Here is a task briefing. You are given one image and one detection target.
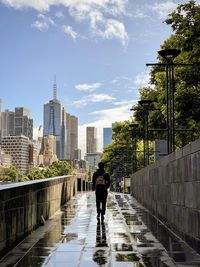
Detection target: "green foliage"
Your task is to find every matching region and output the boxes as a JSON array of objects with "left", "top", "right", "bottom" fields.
[
  {"left": 0, "top": 160, "right": 73, "bottom": 182},
  {"left": 47, "top": 160, "right": 73, "bottom": 176},
  {"left": 138, "top": 0, "right": 200, "bottom": 148},
  {"left": 101, "top": 121, "right": 146, "bottom": 178},
  {"left": 2, "top": 167, "right": 20, "bottom": 182},
  {"left": 26, "top": 160, "right": 73, "bottom": 179},
  {"left": 26, "top": 168, "right": 45, "bottom": 180},
  {"left": 102, "top": 1, "right": 200, "bottom": 177},
  {"left": 43, "top": 167, "right": 59, "bottom": 178},
  {"left": 19, "top": 175, "right": 30, "bottom": 182}
]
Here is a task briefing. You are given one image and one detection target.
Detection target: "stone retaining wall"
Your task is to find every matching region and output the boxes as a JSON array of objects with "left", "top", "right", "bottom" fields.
[
  {"left": 0, "top": 175, "right": 77, "bottom": 258},
  {"left": 131, "top": 139, "right": 200, "bottom": 253}
]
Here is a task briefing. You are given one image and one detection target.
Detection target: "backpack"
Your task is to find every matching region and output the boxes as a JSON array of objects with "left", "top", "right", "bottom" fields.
[{"left": 95, "top": 172, "right": 106, "bottom": 190}]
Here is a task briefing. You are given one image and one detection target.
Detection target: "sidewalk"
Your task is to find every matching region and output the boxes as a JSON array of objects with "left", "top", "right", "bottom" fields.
[{"left": 1, "top": 192, "right": 198, "bottom": 267}]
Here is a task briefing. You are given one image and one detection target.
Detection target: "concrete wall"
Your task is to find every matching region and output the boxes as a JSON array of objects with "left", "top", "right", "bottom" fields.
[
  {"left": 131, "top": 139, "right": 200, "bottom": 253},
  {"left": 0, "top": 175, "right": 77, "bottom": 258}
]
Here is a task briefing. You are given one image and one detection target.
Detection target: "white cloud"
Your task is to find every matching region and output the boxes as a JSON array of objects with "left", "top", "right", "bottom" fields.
[
  {"left": 112, "top": 100, "right": 135, "bottom": 106},
  {"left": 62, "top": 25, "right": 78, "bottom": 40},
  {"left": 133, "top": 9, "right": 148, "bottom": 18},
  {"left": 73, "top": 93, "right": 115, "bottom": 107},
  {"left": 152, "top": 1, "right": 177, "bottom": 19},
  {"left": 2, "top": 0, "right": 129, "bottom": 46},
  {"left": 31, "top": 14, "right": 55, "bottom": 31},
  {"left": 99, "top": 19, "right": 129, "bottom": 46},
  {"left": 75, "top": 82, "right": 103, "bottom": 92},
  {"left": 133, "top": 71, "right": 150, "bottom": 88},
  {"left": 1, "top": 0, "right": 128, "bottom": 15}
]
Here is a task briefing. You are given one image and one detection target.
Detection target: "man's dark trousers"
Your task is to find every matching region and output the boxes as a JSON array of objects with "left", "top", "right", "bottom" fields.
[{"left": 96, "top": 190, "right": 108, "bottom": 215}]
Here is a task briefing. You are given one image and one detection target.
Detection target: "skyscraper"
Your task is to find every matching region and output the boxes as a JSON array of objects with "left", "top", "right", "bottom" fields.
[
  {"left": 1, "top": 135, "right": 29, "bottom": 174},
  {"left": 43, "top": 80, "right": 79, "bottom": 161},
  {"left": 74, "top": 149, "right": 81, "bottom": 160},
  {"left": 103, "top": 127, "right": 112, "bottom": 148},
  {"left": 1, "top": 108, "right": 33, "bottom": 139},
  {"left": 70, "top": 115, "right": 78, "bottom": 160},
  {"left": 43, "top": 81, "right": 67, "bottom": 160},
  {"left": 86, "top": 127, "right": 97, "bottom": 154},
  {"left": 1, "top": 109, "right": 15, "bottom": 137},
  {"left": 15, "top": 107, "right": 33, "bottom": 139}
]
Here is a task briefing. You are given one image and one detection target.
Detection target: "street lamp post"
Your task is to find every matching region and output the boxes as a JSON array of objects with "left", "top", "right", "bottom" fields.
[
  {"left": 138, "top": 100, "right": 153, "bottom": 166},
  {"left": 158, "top": 49, "right": 181, "bottom": 153},
  {"left": 129, "top": 123, "right": 138, "bottom": 173}
]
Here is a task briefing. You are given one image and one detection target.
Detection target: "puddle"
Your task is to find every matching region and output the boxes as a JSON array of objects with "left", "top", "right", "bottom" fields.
[
  {"left": 115, "top": 253, "right": 140, "bottom": 262},
  {"left": 1, "top": 192, "right": 200, "bottom": 267},
  {"left": 93, "top": 249, "right": 108, "bottom": 265},
  {"left": 129, "top": 199, "right": 200, "bottom": 266},
  {"left": 112, "top": 243, "right": 133, "bottom": 251}
]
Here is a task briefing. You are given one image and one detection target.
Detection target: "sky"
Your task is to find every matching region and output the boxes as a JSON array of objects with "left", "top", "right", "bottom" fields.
[{"left": 0, "top": 0, "right": 198, "bottom": 156}]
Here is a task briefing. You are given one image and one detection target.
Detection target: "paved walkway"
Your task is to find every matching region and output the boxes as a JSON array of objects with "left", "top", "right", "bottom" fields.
[{"left": 1, "top": 192, "right": 200, "bottom": 267}]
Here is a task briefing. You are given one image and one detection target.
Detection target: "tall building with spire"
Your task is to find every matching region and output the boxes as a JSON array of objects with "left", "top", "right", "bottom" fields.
[
  {"left": 43, "top": 80, "right": 67, "bottom": 159},
  {"left": 43, "top": 79, "right": 79, "bottom": 161}
]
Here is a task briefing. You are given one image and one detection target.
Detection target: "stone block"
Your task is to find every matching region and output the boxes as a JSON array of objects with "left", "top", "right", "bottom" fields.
[
  {"left": 173, "top": 205, "right": 183, "bottom": 232},
  {"left": 187, "top": 209, "right": 199, "bottom": 237},
  {"left": 167, "top": 204, "right": 175, "bottom": 226},
  {"left": 184, "top": 182, "right": 197, "bottom": 209},
  {"left": 191, "top": 153, "right": 198, "bottom": 181},
  {"left": 175, "top": 147, "right": 183, "bottom": 160},
  {"left": 167, "top": 151, "right": 176, "bottom": 163},
  {"left": 175, "top": 158, "right": 185, "bottom": 182},
  {"left": 197, "top": 212, "right": 200, "bottom": 238},
  {"left": 182, "top": 143, "right": 192, "bottom": 157},
  {"left": 194, "top": 181, "right": 200, "bottom": 209},
  {"left": 191, "top": 139, "right": 200, "bottom": 154},
  {"left": 0, "top": 212, "right": 6, "bottom": 243}
]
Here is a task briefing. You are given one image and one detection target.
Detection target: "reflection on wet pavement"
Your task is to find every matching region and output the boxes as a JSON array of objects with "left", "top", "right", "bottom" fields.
[{"left": 1, "top": 192, "right": 200, "bottom": 266}]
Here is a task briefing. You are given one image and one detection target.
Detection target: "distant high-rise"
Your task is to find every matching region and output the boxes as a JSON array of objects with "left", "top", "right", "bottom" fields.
[
  {"left": 74, "top": 149, "right": 81, "bottom": 160},
  {"left": 86, "top": 127, "right": 97, "bottom": 154},
  {"left": 70, "top": 115, "right": 78, "bottom": 160},
  {"left": 64, "top": 113, "right": 78, "bottom": 160},
  {"left": 103, "top": 128, "right": 112, "bottom": 148},
  {"left": 1, "top": 109, "right": 15, "bottom": 137},
  {"left": 1, "top": 107, "right": 33, "bottom": 139},
  {"left": 65, "top": 113, "right": 71, "bottom": 160},
  {"left": 15, "top": 107, "right": 33, "bottom": 139},
  {"left": 43, "top": 81, "right": 67, "bottom": 160},
  {"left": 1, "top": 135, "right": 29, "bottom": 174}
]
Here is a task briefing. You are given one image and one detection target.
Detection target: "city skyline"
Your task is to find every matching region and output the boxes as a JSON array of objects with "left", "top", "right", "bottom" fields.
[{"left": 1, "top": 0, "right": 198, "bottom": 155}]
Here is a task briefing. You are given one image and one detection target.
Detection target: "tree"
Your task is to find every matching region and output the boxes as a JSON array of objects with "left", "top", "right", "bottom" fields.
[
  {"left": 102, "top": 1, "right": 200, "bottom": 174},
  {"left": 26, "top": 168, "right": 45, "bottom": 180},
  {"left": 2, "top": 167, "right": 20, "bottom": 182},
  {"left": 48, "top": 160, "right": 73, "bottom": 176},
  {"left": 137, "top": 0, "right": 200, "bottom": 148},
  {"left": 101, "top": 121, "right": 145, "bottom": 177}
]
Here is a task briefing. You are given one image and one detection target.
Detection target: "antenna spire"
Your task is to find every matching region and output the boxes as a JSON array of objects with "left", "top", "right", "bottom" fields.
[{"left": 53, "top": 76, "right": 57, "bottom": 100}]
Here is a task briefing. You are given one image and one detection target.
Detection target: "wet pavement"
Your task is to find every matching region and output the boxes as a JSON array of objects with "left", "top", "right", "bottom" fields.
[{"left": 1, "top": 192, "right": 200, "bottom": 267}]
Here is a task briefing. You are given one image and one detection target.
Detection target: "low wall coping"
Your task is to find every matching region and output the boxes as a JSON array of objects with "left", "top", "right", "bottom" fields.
[{"left": 0, "top": 175, "right": 72, "bottom": 191}]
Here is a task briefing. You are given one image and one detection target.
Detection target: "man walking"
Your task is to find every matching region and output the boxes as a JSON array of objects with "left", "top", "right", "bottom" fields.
[{"left": 92, "top": 162, "right": 110, "bottom": 220}]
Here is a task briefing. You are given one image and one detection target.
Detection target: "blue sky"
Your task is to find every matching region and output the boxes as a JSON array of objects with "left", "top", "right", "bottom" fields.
[{"left": 0, "top": 0, "right": 197, "bottom": 155}]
